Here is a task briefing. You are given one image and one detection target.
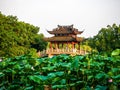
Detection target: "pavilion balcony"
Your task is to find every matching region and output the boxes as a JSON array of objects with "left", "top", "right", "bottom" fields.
[{"left": 40, "top": 48, "right": 87, "bottom": 57}]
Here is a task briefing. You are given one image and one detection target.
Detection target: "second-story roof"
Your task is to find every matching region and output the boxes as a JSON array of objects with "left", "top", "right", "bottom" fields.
[{"left": 47, "top": 24, "right": 83, "bottom": 35}]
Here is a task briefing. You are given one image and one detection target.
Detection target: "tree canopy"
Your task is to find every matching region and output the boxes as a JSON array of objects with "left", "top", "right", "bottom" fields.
[
  {"left": 0, "top": 12, "right": 47, "bottom": 57},
  {"left": 31, "top": 34, "right": 47, "bottom": 52},
  {"left": 87, "top": 24, "right": 120, "bottom": 54}
]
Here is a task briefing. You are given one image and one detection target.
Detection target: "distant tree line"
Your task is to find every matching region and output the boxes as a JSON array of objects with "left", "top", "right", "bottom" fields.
[
  {"left": 0, "top": 12, "right": 47, "bottom": 57},
  {"left": 85, "top": 24, "right": 120, "bottom": 55}
]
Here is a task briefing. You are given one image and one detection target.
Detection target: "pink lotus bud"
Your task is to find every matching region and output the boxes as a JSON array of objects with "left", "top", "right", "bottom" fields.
[{"left": 108, "top": 79, "right": 113, "bottom": 82}]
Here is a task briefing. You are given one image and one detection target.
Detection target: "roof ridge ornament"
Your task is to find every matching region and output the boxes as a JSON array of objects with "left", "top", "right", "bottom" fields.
[{"left": 47, "top": 25, "right": 83, "bottom": 35}]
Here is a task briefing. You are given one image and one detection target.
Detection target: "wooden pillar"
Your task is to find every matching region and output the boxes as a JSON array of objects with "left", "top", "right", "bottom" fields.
[
  {"left": 55, "top": 42, "right": 59, "bottom": 52},
  {"left": 49, "top": 42, "right": 52, "bottom": 49},
  {"left": 53, "top": 42, "right": 55, "bottom": 49},
  {"left": 74, "top": 43, "right": 76, "bottom": 49},
  {"left": 55, "top": 42, "right": 58, "bottom": 49},
  {"left": 60, "top": 42, "right": 62, "bottom": 52},
  {"left": 72, "top": 42, "right": 74, "bottom": 49},
  {"left": 66, "top": 42, "right": 69, "bottom": 52},
  {"left": 78, "top": 42, "right": 81, "bottom": 54},
  {"left": 78, "top": 42, "right": 80, "bottom": 50},
  {"left": 48, "top": 42, "right": 53, "bottom": 57},
  {"left": 62, "top": 42, "right": 64, "bottom": 48},
  {"left": 57, "top": 43, "right": 59, "bottom": 49}
]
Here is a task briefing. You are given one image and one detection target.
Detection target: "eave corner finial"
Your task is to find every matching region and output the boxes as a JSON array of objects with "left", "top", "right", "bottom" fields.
[
  {"left": 58, "top": 25, "right": 60, "bottom": 27},
  {"left": 70, "top": 24, "right": 74, "bottom": 28}
]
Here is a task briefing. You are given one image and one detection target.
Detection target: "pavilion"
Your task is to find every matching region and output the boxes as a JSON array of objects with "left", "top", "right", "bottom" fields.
[{"left": 43, "top": 25, "right": 86, "bottom": 57}]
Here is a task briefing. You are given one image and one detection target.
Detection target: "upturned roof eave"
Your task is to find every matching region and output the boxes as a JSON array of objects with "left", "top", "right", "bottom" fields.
[
  {"left": 44, "top": 36, "right": 84, "bottom": 42},
  {"left": 47, "top": 30, "right": 84, "bottom": 35},
  {"left": 47, "top": 31, "right": 70, "bottom": 34}
]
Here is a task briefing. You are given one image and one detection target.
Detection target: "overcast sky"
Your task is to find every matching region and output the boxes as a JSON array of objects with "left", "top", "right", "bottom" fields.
[{"left": 0, "top": 0, "right": 120, "bottom": 38}]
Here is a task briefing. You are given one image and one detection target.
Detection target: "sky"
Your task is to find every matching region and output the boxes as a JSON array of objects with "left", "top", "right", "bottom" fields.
[{"left": 0, "top": 0, "right": 120, "bottom": 38}]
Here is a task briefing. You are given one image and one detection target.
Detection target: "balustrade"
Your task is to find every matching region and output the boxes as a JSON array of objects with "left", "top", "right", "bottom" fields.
[
  {"left": 46, "top": 48, "right": 86, "bottom": 55},
  {"left": 40, "top": 48, "right": 86, "bottom": 57}
]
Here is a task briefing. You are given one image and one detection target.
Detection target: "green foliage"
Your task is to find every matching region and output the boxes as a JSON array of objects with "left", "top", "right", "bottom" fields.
[
  {"left": 87, "top": 24, "right": 120, "bottom": 54},
  {"left": 0, "top": 49, "right": 120, "bottom": 89},
  {"left": 0, "top": 12, "right": 47, "bottom": 57},
  {"left": 31, "top": 34, "right": 47, "bottom": 51},
  {"left": 111, "top": 49, "right": 120, "bottom": 56}
]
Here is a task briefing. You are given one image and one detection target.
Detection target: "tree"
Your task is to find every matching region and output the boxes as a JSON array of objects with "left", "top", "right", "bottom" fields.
[
  {"left": 87, "top": 24, "right": 120, "bottom": 54},
  {"left": 31, "top": 34, "right": 47, "bottom": 51},
  {"left": 0, "top": 12, "right": 47, "bottom": 57}
]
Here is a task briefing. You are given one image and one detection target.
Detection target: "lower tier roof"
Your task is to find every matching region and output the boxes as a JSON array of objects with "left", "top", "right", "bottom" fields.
[{"left": 44, "top": 36, "right": 83, "bottom": 42}]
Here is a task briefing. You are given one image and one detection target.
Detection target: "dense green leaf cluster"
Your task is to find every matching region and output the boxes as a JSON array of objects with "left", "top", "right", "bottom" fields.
[
  {"left": 31, "top": 34, "right": 47, "bottom": 52},
  {"left": 0, "top": 12, "right": 47, "bottom": 57},
  {"left": 87, "top": 24, "right": 120, "bottom": 54},
  {"left": 0, "top": 49, "right": 120, "bottom": 90}
]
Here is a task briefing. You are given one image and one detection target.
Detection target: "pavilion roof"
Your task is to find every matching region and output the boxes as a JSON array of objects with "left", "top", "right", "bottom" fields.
[
  {"left": 44, "top": 36, "right": 83, "bottom": 42},
  {"left": 47, "top": 25, "right": 83, "bottom": 35}
]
